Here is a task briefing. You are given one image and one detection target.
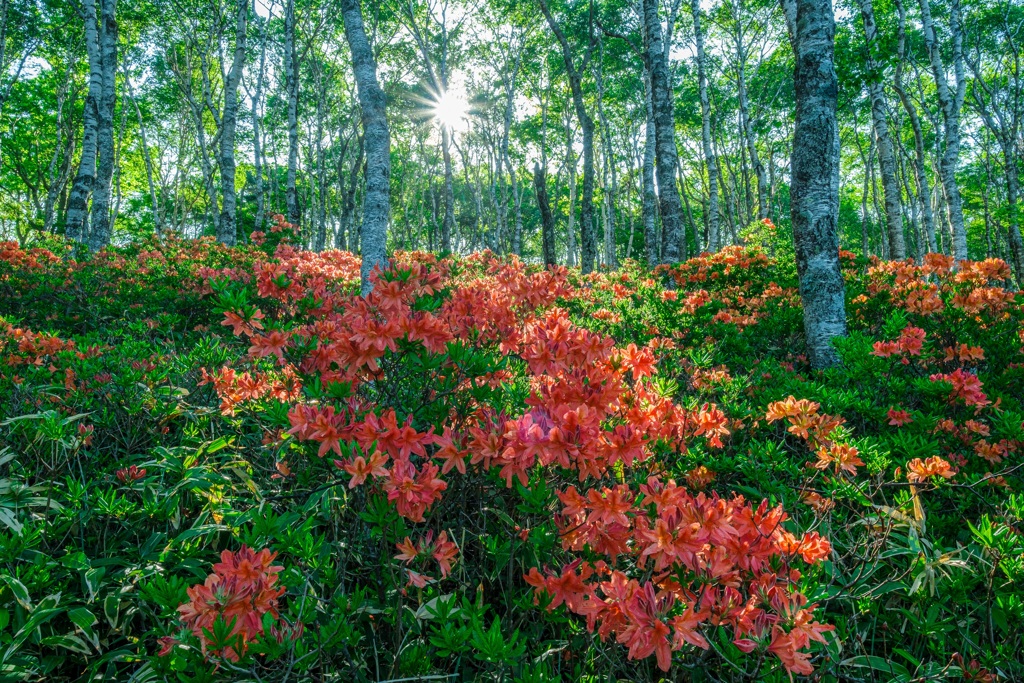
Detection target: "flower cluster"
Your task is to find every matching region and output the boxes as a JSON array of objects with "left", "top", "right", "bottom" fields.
[
  {"left": 165, "top": 547, "right": 299, "bottom": 662},
  {"left": 526, "top": 477, "right": 834, "bottom": 674}
]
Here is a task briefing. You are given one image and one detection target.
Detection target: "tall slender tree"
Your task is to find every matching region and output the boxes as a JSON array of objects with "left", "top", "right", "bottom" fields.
[
  {"left": 918, "top": 0, "right": 968, "bottom": 262},
  {"left": 858, "top": 0, "right": 904, "bottom": 260},
  {"left": 539, "top": 0, "right": 597, "bottom": 273},
  {"left": 642, "top": 0, "right": 685, "bottom": 264},
  {"left": 788, "top": 0, "right": 847, "bottom": 368},
  {"left": 341, "top": 0, "right": 390, "bottom": 294},
  {"left": 216, "top": 0, "right": 248, "bottom": 246}
]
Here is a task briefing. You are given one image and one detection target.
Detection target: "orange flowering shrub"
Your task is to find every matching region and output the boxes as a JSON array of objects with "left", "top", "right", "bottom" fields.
[
  {"left": 2, "top": 236, "right": 1021, "bottom": 681},
  {"left": 164, "top": 547, "right": 300, "bottom": 662}
]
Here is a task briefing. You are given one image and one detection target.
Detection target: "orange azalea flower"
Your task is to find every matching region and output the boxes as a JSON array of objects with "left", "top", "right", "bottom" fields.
[
  {"left": 174, "top": 547, "right": 297, "bottom": 662},
  {"left": 339, "top": 452, "right": 389, "bottom": 488},
  {"left": 684, "top": 465, "right": 715, "bottom": 490},
  {"left": 887, "top": 408, "right": 913, "bottom": 427},
  {"left": 248, "top": 330, "right": 291, "bottom": 362},
  {"left": 221, "top": 309, "right": 264, "bottom": 337},
  {"left": 814, "top": 443, "right": 864, "bottom": 475},
  {"left": 930, "top": 368, "right": 990, "bottom": 407},
  {"left": 906, "top": 456, "right": 956, "bottom": 483},
  {"left": 801, "top": 491, "right": 835, "bottom": 514}
]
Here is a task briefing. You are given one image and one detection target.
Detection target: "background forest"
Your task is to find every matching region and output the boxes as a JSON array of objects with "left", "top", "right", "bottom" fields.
[{"left": 1, "top": 0, "right": 1023, "bottom": 275}]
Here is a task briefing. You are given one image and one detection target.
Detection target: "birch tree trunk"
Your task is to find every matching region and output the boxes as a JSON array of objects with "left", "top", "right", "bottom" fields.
[
  {"left": 342, "top": 0, "right": 390, "bottom": 294},
  {"left": 691, "top": 0, "right": 720, "bottom": 252},
  {"left": 539, "top": 0, "right": 597, "bottom": 273},
  {"left": 789, "top": 0, "right": 847, "bottom": 368},
  {"left": 86, "top": 0, "right": 117, "bottom": 252},
  {"left": 215, "top": 0, "right": 248, "bottom": 246},
  {"left": 858, "top": 0, "right": 904, "bottom": 259},
  {"left": 535, "top": 163, "right": 556, "bottom": 265},
  {"left": 594, "top": 41, "right": 616, "bottom": 267},
  {"left": 969, "top": 57, "right": 1024, "bottom": 282},
  {"left": 732, "top": 0, "right": 769, "bottom": 222},
  {"left": 285, "top": 0, "right": 300, "bottom": 226},
  {"left": 642, "top": 0, "right": 685, "bottom": 264},
  {"left": 642, "top": 63, "right": 658, "bottom": 265},
  {"left": 918, "top": 0, "right": 967, "bottom": 262},
  {"left": 441, "top": 126, "right": 454, "bottom": 252},
  {"left": 565, "top": 120, "right": 578, "bottom": 267},
  {"left": 894, "top": 0, "right": 937, "bottom": 253},
  {"left": 251, "top": 9, "right": 270, "bottom": 234},
  {"left": 65, "top": 0, "right": 103, "bottom": 243}
]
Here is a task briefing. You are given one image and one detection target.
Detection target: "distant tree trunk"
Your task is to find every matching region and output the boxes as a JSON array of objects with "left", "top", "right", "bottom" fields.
[
  {"left": 969, "top": 61, "right": 1024, "bottom": 282},
  {"left": 857, "top": 131, "right": 871, "bottom": 259},
  {"left": 858, "top": 0, "right": 904, "bottom": 260},
  {"left": 789, "top": 0, "right": 847, "bottom": 368},
  {"left": 918, "top": 0, "right": 967, "bottom": 262},
  {"left": 125, "top": 77, "right": 160, "bottom": 235},
  {"left": 44, "top": 70, "right": 77, "bottom": 235},
  {"left": 285, "top": 0, "right": 300, "bottom": 226},
  {"left": 594, "top": 41, "right": 616, "bottom": 268},
  {"left": 642, "top": 0, "right": 684, "bottom": 265},
  {"left": 342, "top": 0, "right": 390, "bottom": 295},
  {"left": 339, "top": 133, "right": 364, "bottom": 250},
  {"left": 440, "top": 126, "right": 454, "bottom": 252},
  {"left": 508, "top": 155, "right": 523, "bottom": 256},
  {"left": 641, "top": 63, "right": 658, "bottom": 266},
  {"left": 314, "top": 69, "right": 328, "bottom": 252},
  {"left": 215, "top": 0, "right": 248, "bottom": 246},
  {"left": 86, "top": 0, "right": 117, "bottom": 252},
  {"left": 535, "top": 163, "right": 556, "bottom": 265},
  {"left": 894, "top": 0, "right": 937, "bottom": 253},
  {"left": 539, "top": 0, "right": 596, "bottom": 273},
  {"left": 565, "top": 121, "right": 578, "bottom": 267},
  {"left": 251, "top": 7, "right": 271, "bottom": 235},
  {"left": 66, "top": 0, "right": 103, "bottom": 243},
  {"left": 691, "top": 0, "right": 720, "bottom": 252},
  {"left": 732, "top": 0, "right": 768, "bottom": 222}
]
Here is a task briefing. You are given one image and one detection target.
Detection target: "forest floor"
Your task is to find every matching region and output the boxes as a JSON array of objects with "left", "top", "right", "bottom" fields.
[{"left": 0, "top": 226, "right": 1022, "bottom": 682}]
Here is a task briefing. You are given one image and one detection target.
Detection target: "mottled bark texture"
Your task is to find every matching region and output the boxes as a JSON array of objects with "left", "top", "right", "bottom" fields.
[
  {"left": 790, "top": 0, "right": 847, "bottom": 368},
  {"left": 894, "top": 0, "right": 936, "bottom": 254},
  {"left": 341, "top": 0, "right": 390, "bottom": 295},
  {"left": 641, "top": 64, "right": 658, "bottom": 265},
  {"left": 539, "top": 0, "right": 596, "bottom": 273},
  {"left": 86, "top": 0, "right": 117, "bottom": 252},
  {"left": 642, "top": 0, "right": 684, "bottom": 264},
  {"left": 918, "top": 0, "right": 967, "bottom": 262},
  {"left": 535, "top": 163, "right": 557, "bottom": 266},
  {"left": 285, "top": 0, "right": 300, "bottom": 227},
  {"left": 65, "top": 0, "right": 102, "bottom": 243},
  {"left": 858, "top": 0, "right": 904, "bottom": 260},
  {"left": 216, "top": 0, "right": 248, "bottom": 246},
  {"left": 691, "top": 0, "right": 719, "bottom": 253}
]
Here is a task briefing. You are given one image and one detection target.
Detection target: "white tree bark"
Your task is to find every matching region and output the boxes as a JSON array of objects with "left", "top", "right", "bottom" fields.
[
  {"left": 691, "top": 0, "right": 719, "bottom": 252},
  {"left": 342, "top": 0, "right": 390, "bottom": 294},
  {"left": 858, "top": 0, "right": 904, "bottom": 259},
  {"left": 642, "top": 0, "right": 685, "bottom": 264},
  {"left": 918, "top": 0, "right": 967, "bottom": 262},
  {"left": 789, "top": 0, "right": 847, "bottom": 368},
  {"left": 216, "top": 0, "right": 248, "bottom": 246},
  {"left": 65, "top": 0, "right": 103, "bottom": 243}
]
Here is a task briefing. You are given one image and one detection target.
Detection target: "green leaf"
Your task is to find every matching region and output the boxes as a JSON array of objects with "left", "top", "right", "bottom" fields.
[
  {"left": 40, "top": 634, "right": 92, "bottom": 655},
  {"left": 842, "top": 655, "right": 910, "bottom": 678},
  {"left": 1, "top": 576, "right": 31, "bottom": 610}
]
